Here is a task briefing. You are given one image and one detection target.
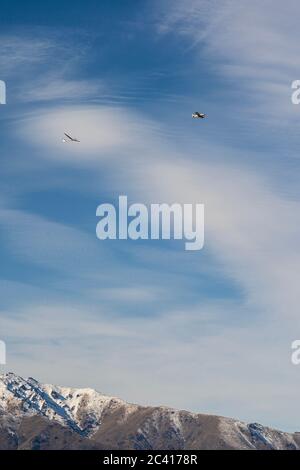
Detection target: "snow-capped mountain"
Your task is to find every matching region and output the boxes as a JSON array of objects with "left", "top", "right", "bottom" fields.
[
  {"left": 0, "top": 372, "right": 136, "bottom": 437},
  {"left": 0, "top": 372, "right": 299, "bottom": 450}
]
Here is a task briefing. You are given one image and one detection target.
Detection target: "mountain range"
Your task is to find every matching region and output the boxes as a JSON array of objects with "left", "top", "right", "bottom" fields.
[{"left": 0, "top": 372, "right": 298, "bottom": 450}]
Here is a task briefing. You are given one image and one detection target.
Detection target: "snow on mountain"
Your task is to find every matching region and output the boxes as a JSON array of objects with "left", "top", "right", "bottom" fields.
[
  {"left": 0, "top": 372, "right": 299, "bottom": 450},
  {"left": 0, "top": 372, "right": 136, "bottom": 436}
]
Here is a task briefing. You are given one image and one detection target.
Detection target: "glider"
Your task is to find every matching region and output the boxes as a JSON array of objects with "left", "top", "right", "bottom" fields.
[
  {"left": 62, "top": 132, "right": 80, "bottom": 143},
  {"left": 192, "top": 112, "right": 206, "bottom": 119}
]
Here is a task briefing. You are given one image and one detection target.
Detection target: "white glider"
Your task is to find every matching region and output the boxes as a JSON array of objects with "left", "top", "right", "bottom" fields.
[{"left": 62, "top": 132, "right": 80, "bottom": 143}]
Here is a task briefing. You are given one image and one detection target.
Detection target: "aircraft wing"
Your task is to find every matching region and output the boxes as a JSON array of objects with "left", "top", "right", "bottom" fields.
[{"left": 64, "top": 133, "right": 80, "bottom": 142}]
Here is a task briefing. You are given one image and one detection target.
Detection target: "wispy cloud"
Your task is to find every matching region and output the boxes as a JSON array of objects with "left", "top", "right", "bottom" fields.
[
  {"left": 19, "top": 78, "right": 105, "bottom": 103},
  {"left": 2, "top": 298, "right": 299, "bottom": 431},
  {"left": 17, "top": 104, "right": 164, "bottom": 164},
  {"left": 157, "top": 0, "right": 300, "bottom": 125},
  {"left": 0, "top": 35, "right": 61, "bottom": 75},
  {"left": 0, "top": 32, "right": 102, "bottom": 105},
  {"left": 2, "top": 10, "right": 300, "bottom": 431}
]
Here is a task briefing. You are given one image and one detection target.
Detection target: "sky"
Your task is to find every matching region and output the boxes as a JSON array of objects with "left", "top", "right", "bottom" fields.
[{"left": 1, "top": 0, "right": 300, "bottom": 431}]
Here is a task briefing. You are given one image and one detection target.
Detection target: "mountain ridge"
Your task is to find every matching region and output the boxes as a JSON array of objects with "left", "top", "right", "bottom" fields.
[{"left": 0, "top": 372, "right": 299, "bottom": 450}]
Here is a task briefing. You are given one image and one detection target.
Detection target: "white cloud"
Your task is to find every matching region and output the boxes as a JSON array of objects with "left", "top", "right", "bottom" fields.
[
  {"left": 141, "top": 156, "right": 300, "bottom": 320},
  {"left": 18, "top": 105, "right": 163, "bottom": 164}
]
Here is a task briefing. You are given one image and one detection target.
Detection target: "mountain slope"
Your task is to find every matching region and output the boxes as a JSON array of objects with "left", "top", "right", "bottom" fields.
[{"left": 0, "top": 372, "right": 299, "bottom": 450}]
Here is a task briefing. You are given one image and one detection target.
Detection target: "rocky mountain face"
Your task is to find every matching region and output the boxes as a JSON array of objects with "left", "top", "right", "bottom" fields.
[{"left": 0, "top": 372, "right": 299, "bottom": 450}]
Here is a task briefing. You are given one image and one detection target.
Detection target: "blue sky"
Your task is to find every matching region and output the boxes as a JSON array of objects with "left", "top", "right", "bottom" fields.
[{"left": 1, "top": 0, "right": 300, "bottom": 431}]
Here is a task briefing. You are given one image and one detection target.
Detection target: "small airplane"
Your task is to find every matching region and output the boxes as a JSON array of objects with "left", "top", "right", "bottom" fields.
[
  {"left": 192, "top": 112, "right": 206, "bottom": 119},
  {"left": 62, "top": 132, "right": 80, "bottom": 143}
]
